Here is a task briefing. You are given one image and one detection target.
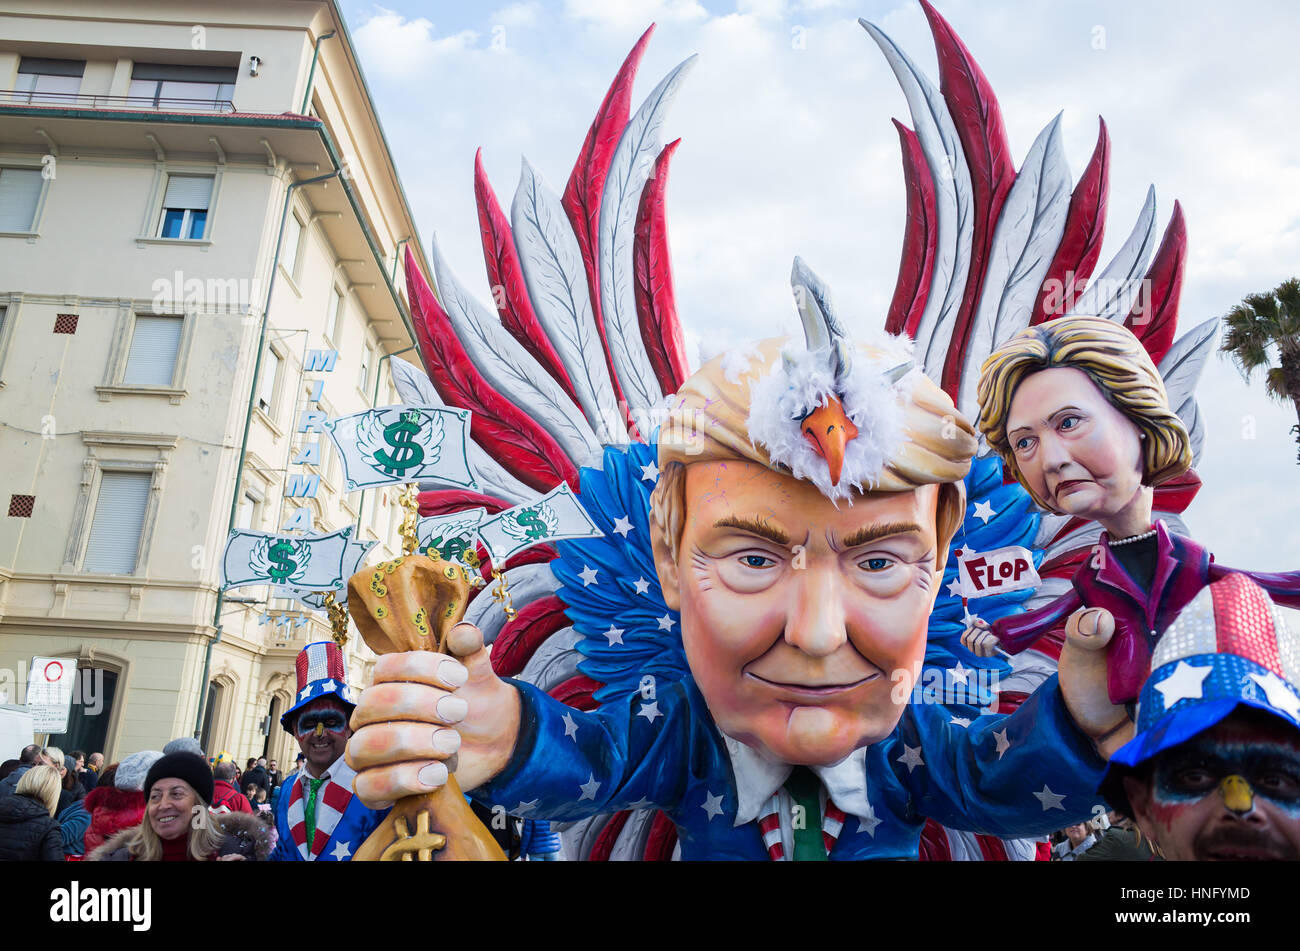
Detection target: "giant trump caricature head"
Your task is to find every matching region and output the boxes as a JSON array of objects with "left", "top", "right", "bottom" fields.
[{"left": 648, "top": 260, "right": 978, "bottom": 766}]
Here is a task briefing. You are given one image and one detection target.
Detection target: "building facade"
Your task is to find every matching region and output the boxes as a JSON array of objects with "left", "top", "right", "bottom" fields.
[{"left": 0, "top": 0, "right": 432, "bottom": 768}]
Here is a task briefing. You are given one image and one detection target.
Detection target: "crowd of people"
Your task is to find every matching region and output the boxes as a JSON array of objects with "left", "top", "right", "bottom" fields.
[{"left": 0, "top": 738, "right": 303, "bottom": 861}]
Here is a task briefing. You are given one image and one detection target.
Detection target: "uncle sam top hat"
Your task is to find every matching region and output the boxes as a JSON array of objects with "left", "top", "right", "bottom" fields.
[
  {"left": 1101, "top": 573, "right": 1300, "bottom": 812},
  {"left": 280, "top": 640, "right": 357, "bottom": 732}
]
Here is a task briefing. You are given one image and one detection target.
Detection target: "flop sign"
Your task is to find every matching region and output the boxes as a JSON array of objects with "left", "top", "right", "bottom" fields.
[{"left": 956, "top": 546, "right": 1040, "bottom": 599}]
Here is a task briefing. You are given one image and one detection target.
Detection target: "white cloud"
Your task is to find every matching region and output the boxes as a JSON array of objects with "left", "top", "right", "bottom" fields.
[
  {"left": 562, "top": 0, "right": 708, "bottom": 28},
  {"left": 352, "top": 8, "right": 477, "bottom": 80},
  {"left": 491, "top": 2, "right": 542, "bottom": 27}
]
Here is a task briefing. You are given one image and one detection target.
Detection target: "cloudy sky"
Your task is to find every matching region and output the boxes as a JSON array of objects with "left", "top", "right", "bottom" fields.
[{"left": 336, "top": 0, "right": 1300, "bottom": 569}]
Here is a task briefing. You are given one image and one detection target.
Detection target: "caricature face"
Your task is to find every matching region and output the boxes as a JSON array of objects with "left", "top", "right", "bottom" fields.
[
  {"left": 293, "top": 696, "right": 352, "bottom": 776},
  {"left": 1005, "top": 367, "right": 1146, "bottom": 520},
  {"left": 1124, "top": 709, "right": 1300, "bottom": 860},
  {"left": 654, "top": 461, "right": 943, "bottom": 766}
]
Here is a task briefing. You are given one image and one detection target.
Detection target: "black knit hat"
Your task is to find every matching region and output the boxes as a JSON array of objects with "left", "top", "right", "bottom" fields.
[{"left": 144, "top": 751, "right": 214, "bottom": 806}]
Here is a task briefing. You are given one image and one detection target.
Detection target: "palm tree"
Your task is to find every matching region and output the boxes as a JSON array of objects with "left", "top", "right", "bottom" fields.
[{"left": 1221, "top": 277, "right": 1300, "bottom": 462}]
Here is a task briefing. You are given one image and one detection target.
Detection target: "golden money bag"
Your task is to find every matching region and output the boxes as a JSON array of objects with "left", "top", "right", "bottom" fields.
[{"left": 348, "top": 555, "right": 506, "bottom": 861}]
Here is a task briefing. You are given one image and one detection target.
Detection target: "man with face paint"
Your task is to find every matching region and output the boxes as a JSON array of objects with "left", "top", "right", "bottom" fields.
[
  {"left": 270, "top": 641, "right": 389, "bottom": 861},
  {"left": 1101, "top": 574, "right": 1300, "bottom": 860}
]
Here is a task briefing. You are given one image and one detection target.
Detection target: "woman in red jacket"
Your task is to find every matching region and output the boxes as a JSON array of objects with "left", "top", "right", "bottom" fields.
[{"left": 81, "top": 750, "right": 160, "bottom": 853}]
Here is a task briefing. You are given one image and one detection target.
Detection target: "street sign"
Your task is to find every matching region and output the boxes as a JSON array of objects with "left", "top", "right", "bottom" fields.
[{"left": 27, "top": 657, "right": 78, "bottom": 734}]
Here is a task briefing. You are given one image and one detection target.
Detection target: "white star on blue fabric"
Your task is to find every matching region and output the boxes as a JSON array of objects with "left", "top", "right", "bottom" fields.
[
  {"left": 321, "top": 679, "right": 338, "bottom": 694},
  {"left": 972, "top": 500, "right": 996, "bottom": 524},
  {"left": 298, "top": 686, "right": 312, "bottom": 701},
  {"left": 897, "top": 744, "right": 924, "bottom": 773},
  {"left": 612, "top": 516, "right": 634, "bottom": 537},
  {"left": 657, "top": 614, "right": 675, "bottom": 631},
  {"left": 856, "top": 805, "right": 881, "bottom": 837},
  {"left": 579, "top": 565, "right": 599, "bottom": 587},
  {"left": 1153, "top": 661, "right": 1212, "bottom": 706},
  {"left": 578, "top": 774, "right": 601, "bottom": 801},
  {"left": 1034, "top": 785, "right": 1066, "bottom": 810},
  {"left": 637, "top": 701, "right": 662, "bottom": 724},
  {"left": 993, "top": 728, "right": 1010, "bottom": 760},
  {"left": 627, "top": 797, "right": 653, "bottom": 811},
  {"left": 640, "top": 461, "right": 660, "bottom": 483},
  {"left": 950, "top": 716, "right": 971, "bottom": 727},
  {"left": 947, "top": 578, "right": 963, "bottom": 597},
  {"left": 633, "top": 577, "right": 651, "bottom": 595},
  {"left": 330, "top": 840, "right": 351, "bottom": 860},
  {"left": 701, "top": 790, "right": 724, "bottom": 820},
  {"left": 562, "top": 712, "right": 579, "bottom": 740},
  {"left": 603, "top": 625, "right": 624, "bottom": 646},
  {"left": 1249, "top": 671, "right": 1300, "bottom": 719},
  {"left": 514, "top": 799, "right": 539, "bottom": 815},
  {"left": 950, "top": 662, "right": 970, "bottom": 686}
]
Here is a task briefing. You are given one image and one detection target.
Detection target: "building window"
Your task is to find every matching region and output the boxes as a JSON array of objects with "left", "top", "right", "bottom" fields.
[
  {"left": 46, "top": 667, "right": 118, "bottom": 762},
  {"left": 82, "top": 471, "right": 153, "bottom": 575},
  {"left": 257, "top": 348, "right": 282, "bottom": 417},
  {"left": 235, "top": 491, "right": 261, "bottom": 531},
  {"left": 358, "top": 344, "right": 372, "bottom": 394},
  {"left": 122, "top": 315, "right": 184, "bottom": 386},
  {"left": 12, "top": 57, "right": 84, "bottom": 104},
  {"left": 129, "top": 63, "right": 236, "bottom": 111},
  {"left": 326, "top": 287, "right": 343, "bottom": 343},
  {"left": 281, "top": 212, "right": 304, "bottom": 281},
  {"left": 0, "top": 167, "right": 43, "bottom": 233},
  {"left": 156, "top": 175, "right": 212, "bottom": 240}
]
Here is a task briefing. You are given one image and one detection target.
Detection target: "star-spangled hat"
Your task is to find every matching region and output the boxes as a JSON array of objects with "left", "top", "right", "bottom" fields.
[
  {"left": 280, "top": 640, "right": 357, "bottom": 732},
  {"left": 1101, "top": 574, "right": 1300, "bottom": 811}
]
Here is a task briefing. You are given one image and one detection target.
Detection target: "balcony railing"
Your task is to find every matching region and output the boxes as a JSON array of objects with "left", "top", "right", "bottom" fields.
[{"left": 0, "top": 89, "right": 235, "bottom": 113}]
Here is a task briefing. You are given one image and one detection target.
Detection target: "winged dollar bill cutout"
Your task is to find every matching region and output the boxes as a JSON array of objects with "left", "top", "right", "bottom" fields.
[
  {"left": 221, "top": 526, "right": 354, "bottom": 592},
  {"left": 324, "top": 405, "right": 476, "bottom": 492},
  {"left": 476, "top": 482, "right": 604, "bottom": 566},
  {"left": 418, "top": 508, "right": 487, "bottom": 565},
  {"left": 283, "top": 538, "right": 377, "bottom": 609}
]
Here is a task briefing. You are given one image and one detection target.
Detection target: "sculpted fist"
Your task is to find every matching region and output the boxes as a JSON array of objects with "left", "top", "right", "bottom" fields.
[
  {"left": 347, "top": 622, "right": 521, "bottom": 809},
  {"left": 960, "top": 617, "right": 999, "bottom": 658},
  {"left": 1058, "top": 606, "right": 1133, "bottom": 758}
]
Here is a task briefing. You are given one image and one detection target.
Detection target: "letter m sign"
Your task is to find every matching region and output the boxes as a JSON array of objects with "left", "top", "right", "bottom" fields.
[
  {"left": 285, "top": 474, "right": 320, "bottom": 499},
  {"left": 303, "top": 349, "right": 338, "bottom": 372}
]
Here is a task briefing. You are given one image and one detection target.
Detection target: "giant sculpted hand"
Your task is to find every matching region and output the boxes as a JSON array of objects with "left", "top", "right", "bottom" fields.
[
  {"left": 347, "top": 623, "right": 522, "bottom": 809},
  {"left": 1057, "top": 607, "right": 1134, "bottom": 759}
]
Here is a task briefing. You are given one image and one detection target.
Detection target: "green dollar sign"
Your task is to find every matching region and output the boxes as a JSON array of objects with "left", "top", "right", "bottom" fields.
[
  {"left": 372, "top": 412, "right": 425, "bottom": 476},
  {"left": 435, "top": 535, "right": 469, "bottom": 562},
  {"left": 267, "top": 540, "right": 297, "bottom": 582},
  {"left": 514, "top": 508, "right": 548, "bottom": 540}
]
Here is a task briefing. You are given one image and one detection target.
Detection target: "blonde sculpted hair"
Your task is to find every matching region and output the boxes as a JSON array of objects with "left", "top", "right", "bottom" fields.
[
  {"left": 652, "top": 337, "right": 975, "bottom": 561},
  {"left": 977, "top": 316, "right": 1190, "bottom": 509}
]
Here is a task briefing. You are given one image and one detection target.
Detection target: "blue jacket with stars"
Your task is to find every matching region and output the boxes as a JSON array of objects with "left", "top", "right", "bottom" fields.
[
  {"left": 472, "top": 674, "right": 1108, "bottom": 860},
  {"left": 269, "top": 767, "right": 389, "bottom": 862}
]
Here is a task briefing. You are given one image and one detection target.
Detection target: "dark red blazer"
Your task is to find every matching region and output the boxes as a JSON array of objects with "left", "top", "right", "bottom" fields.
[{"left": 993, "top": 520, "right": 1300, "bottom": 703}]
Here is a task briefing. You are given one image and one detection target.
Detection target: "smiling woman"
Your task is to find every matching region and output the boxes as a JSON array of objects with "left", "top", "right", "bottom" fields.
[{"left": 88, "top": 752, "right": 269, "bottom": 862}]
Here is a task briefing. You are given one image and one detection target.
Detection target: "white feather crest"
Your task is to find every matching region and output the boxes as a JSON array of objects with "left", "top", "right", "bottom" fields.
[
  {"left": 597, "top": 55, "right": 698, "bottom": 419},
  {"left": 748, "top": 335, "right": 916, "bottom": 503},
  {"left": 1068, "top": 186, "right": 1158, "bottom": 320},
  {"left": 429, "top": 234, "right": 604, "bottom": 467},
  {"left": 860, "top": 19, "right": 974, "bottom": 384},
  {"left": 1157, "top": 316, "right": 1218, "bottom": 468},
  {"left": 960, "top": 114, "right": 1073, "bottom": 418},
  {"left": 512, "top": 158, "right": 627, "bottom": 447}
]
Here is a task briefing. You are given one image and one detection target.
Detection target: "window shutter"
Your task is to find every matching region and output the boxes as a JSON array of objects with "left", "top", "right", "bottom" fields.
[
  {"left": 122, "top": 315, "right": 183, "bottom": 385},
  {"left": 162, "top": 175, "right": 213, "bottom": 210},
  {"left": 83, "top": 471, "right": 152, "bottom": 574},
  {"left": 0, "top": 168, "right": 42, "bottom": 231},
  {"left": 258, "top": 349, "right": 281, "bottom": 412}
]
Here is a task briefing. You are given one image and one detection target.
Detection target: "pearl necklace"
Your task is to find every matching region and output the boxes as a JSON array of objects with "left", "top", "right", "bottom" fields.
[{"left": 1109, "top": 527, "right": 1157, "bottom": 547}]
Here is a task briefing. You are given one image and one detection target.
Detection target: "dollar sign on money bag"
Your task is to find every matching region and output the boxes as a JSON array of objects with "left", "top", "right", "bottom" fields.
[
  {"left": 373, "top": 412, "right": 425, "bottom": 476},
  {"left": 267, "top": 540, "right": 297, "bottom": 582},
  {"left": 514, "top": 507, "right": 548, "bottom": 540}
]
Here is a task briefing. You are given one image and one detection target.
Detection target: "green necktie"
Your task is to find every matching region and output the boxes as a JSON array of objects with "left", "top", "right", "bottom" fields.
[
  {"left": 303, "top": 777, "right": 326, "bottom": 848},
  {"left": 785, "top": 766, "right": 827, "bottom": 862}
]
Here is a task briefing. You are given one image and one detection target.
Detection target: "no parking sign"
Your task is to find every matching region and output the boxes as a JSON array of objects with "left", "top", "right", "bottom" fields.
[{"left": 27, "top": 657, "right": 77, "bottom": 733}]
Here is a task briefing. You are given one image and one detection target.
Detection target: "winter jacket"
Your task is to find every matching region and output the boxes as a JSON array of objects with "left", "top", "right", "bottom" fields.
[
  {"left": 211, "top": 779, "right": 253, "bottom": 814},
  {"left": 82, "top": 785, "right": 144, "bottom": 854},
  {"left": 0, "top": 764, "right": 32, "bottom": 800},
  {"left": 89, "top": 811, "right": 274, "bottom": 861},
  {"left": 242, "top": 766, "right": 270, "bottom": 796},
  {"left": 0, "top": 793, "right": 63, "bottom": 860},
  {"left": 57, "top": 782, "right": 86, "bottom": 818},
  {"left": 58, "top": 798, "right": 92, "bottom": 856},
  {"left": 79, "top": 769, "right": 99, "bottom": 793}
]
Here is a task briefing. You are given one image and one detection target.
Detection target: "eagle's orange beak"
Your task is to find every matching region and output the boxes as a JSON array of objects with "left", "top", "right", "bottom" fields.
[{"left": 801, "top": 397, "right": 859, "bottom": 486}]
